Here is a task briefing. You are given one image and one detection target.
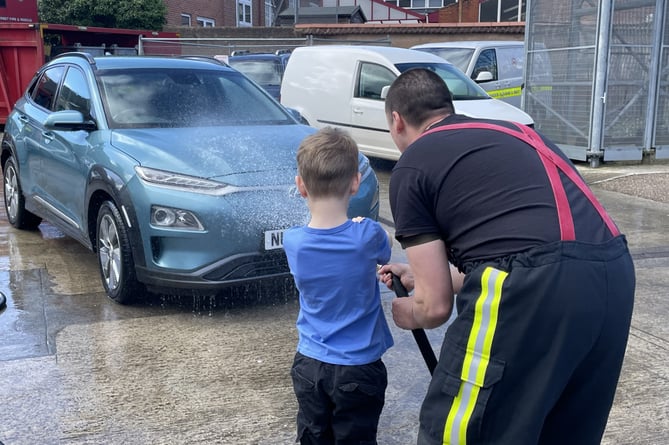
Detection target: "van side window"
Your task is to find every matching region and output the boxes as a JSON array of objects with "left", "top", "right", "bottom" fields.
[
  {"left": 31, "top": 66, "right": 66, "bottom": 111},
  {"left": 472, "top": 49, "right": 497, "bottom": 82},
  {"left": 356, "top": 63, "right": 396, "bottom": 100},
  {"left": 497, "top": 46, "right": 524, "bottom": 81}
]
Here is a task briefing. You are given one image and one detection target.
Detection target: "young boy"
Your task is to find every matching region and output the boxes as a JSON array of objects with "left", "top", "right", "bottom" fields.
[{"left": 283, "top": 127, "right": 393, "bottom": 445}]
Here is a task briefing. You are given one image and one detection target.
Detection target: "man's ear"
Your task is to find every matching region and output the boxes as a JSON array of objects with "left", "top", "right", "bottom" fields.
[
  {"left": 350, "top": 172, "right": 361, "bottom": 196},
  {"left": 295, "top": 176, "right": 308, "bottom": 198},
  {"left": 391, "top": 111, "right": 405, "bottom": 133}
]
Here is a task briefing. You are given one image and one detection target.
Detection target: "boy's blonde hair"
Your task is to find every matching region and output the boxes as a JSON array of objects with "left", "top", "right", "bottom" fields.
[{"left": 297, "top": 127, "right": 359, "bottom": 198}]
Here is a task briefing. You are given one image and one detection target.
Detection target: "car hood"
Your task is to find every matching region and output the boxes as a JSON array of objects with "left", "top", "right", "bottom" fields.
[
  {"left": 453, "top": 98, "right": 534, "bottom": 125},
  {"left": 110, "top": 125, "right": 315, "bottom": 186}
]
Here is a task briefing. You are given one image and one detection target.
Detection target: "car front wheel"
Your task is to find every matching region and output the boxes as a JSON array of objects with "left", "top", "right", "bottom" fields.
[
  {"left": 96, "top": 200, "right": 141, "bottom": 304},
  {"left": 3, "top": 156, "right": 42, "bottom": 230}
]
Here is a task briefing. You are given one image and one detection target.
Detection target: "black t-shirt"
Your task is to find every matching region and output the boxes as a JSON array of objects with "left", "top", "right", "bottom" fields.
[{"left": 389, "top": 114, "right": 613, "bottom": 271}]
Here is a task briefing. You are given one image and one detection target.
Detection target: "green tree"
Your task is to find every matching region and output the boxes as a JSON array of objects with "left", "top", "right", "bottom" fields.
[{"left": 39, "top": 0, "right": 166, "bottom": 30}]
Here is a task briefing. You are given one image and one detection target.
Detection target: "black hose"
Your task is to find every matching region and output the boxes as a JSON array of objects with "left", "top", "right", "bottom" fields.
[{"left": 391, "top": 274, "right": 438, "bottom": 375}]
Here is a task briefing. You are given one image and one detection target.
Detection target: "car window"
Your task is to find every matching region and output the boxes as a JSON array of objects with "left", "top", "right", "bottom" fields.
[
  {"left": 497, "top": 46, "right": 524, "bottom": 80},
  {"left": 473, "top": 49, "right": 498, "bottom": 81},
  {"left": 228, "top": 59, "right": 283, "bottom": 86},
  {"left": 55, "top": 67, "right": 93, "bottom": 119},
  {"left": 31, "top": 66, "right": 66, "bottom": 111},
  {"left": 414, "top": 48, "right": 475, "bottom": 73},
  {"left": 98, "top": 68, "right": 293, "bottom": 128},
  {"left": 356, "top": 62, "right": 396, "bottom": 100},
  {"left": 395, "top": 62, "right": 490, "bottom": 100}
]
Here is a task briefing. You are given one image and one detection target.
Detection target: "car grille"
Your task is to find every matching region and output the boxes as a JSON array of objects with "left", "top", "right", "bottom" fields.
[{"left": 202, "top": 251, "right": 290, "bottom": 281}]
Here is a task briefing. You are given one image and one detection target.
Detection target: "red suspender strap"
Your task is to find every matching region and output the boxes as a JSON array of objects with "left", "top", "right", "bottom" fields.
[{"left": 421, "top": 122, "right": 620, "bottom": 240}]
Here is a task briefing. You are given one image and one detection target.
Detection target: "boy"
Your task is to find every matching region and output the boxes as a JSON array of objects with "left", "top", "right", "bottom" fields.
[{"left": 283, "top": 127, "right": 393, "bottom": 445}]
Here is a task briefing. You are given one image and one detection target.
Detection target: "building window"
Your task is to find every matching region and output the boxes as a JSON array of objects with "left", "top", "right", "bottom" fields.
[
  {"left": 385, "top": 0, "right": 451, "bottom": 9},
  {"left": 480, "top": 0, "right": 526, "bottom": 22},
  {"left": 238, "top": 0, "right": 252, "bottom": 27},
  {"left": 181, "top": 14, "right": 191, "bottom": 26},
  {"left": 196, "top": 16, "right": 216, "bottom": 27},
  {"left": 265, "top": 0, "right": 274, "bottom": 26}
]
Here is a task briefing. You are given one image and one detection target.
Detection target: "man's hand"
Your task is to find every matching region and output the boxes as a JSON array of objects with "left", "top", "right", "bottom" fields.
[{"left": 378, "top": 263, "right": 414, "bottom": 293}]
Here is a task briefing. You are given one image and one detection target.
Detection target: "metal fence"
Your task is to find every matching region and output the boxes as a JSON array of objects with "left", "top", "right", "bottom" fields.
[
  {"left": 524, "top": 0, "right": 669, "bottom": 165},
  {"left": 137, "top": 35, "right": 392, "bottom": 58}
]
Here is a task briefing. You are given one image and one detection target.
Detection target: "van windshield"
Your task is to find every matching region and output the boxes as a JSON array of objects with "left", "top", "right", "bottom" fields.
[
  {"left": 395, "top": 62, "right": 490, "bottom": 101},
  {"left": 414, "top": 48, "right": 474, "bottom": 73}
]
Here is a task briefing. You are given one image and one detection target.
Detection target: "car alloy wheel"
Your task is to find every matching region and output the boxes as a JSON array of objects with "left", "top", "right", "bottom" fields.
[
  {"left": 96, "top": 200, "right": 140, "bottom": 304},
  {"left": 2, "top": 157, "right": 42, "bottom": 230}
]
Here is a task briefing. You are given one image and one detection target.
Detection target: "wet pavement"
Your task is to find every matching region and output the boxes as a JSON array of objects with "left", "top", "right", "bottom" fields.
[{"left": 0, "top": 159, "right": 668, "bottom": 444}]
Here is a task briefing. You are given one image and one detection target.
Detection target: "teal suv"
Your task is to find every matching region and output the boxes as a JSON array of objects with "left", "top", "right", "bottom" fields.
[{"left": 1, "top": 53, "right": 380, "bottom": 304}]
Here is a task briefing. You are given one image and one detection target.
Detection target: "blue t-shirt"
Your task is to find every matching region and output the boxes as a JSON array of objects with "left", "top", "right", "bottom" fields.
[{"left": 283, "top": 218, "right": 393, "bottom": 365}]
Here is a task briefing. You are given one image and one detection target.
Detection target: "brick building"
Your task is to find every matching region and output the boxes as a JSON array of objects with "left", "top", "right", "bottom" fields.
[
  {"left": 162, "top": 0, "right": 528, "bottom": 28},
  {"left": 164, "top": 0, "right": 270, "bottom": 27}
]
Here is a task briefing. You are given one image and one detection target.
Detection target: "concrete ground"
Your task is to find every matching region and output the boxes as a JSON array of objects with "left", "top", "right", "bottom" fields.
[{"left": 0, "top": 159, "right": 668, "bottom": 444}]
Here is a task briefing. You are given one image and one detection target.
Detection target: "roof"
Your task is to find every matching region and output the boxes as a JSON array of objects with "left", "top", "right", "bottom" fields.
[
  {"left": 293, "top": 22, "right": 525, "bottom": 36},
  {"left": 412, "top": 40, "right": 524, "bottom": 49},
  {"left": 278, "top": 6, "right": 367, "bottom": 24}
]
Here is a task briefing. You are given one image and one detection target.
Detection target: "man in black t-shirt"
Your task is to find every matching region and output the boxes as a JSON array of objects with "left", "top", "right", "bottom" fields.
[{"left": 378, "top": 69, "right": 635, "bottom": 445}]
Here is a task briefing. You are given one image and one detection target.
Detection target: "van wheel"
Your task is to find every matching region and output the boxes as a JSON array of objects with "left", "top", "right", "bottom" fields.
[
  {"left": 3, "top": 156, "right": 42, "bottom": 230},
  {"left": 96, "top": 200, "right": 142, "bottom": 304}
]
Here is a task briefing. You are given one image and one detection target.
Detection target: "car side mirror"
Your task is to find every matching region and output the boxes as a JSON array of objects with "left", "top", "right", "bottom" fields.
[
  {"left": 380, "top": 85, "right": 390, "bottom": 100},
  {"left": 44, "top": 110, "right": 97, "bottom": 132},
  {"left": 474, "top": 71, "right": 494, "bottom": 82}
]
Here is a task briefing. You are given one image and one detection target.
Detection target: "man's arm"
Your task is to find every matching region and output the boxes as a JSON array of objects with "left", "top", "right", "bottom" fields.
[{"left": 391, "top": 239, "right": 455, "bottom": 330}]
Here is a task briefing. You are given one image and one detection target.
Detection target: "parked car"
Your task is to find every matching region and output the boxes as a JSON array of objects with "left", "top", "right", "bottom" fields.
[
  {"left": 1, "top": 53, "right": 379, "bottom": 304},
  {"left": 411, "top": 41, "right": 526, "bottom": 108},
  {"left": 227, "top": 50, "right": 291, "bottom": 101},
  {"left": 281, "top": 45, "right": 534, "bottom": 161}
]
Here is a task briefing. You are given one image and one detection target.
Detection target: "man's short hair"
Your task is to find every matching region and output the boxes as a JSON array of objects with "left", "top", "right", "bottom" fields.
[
  {"left": 385, "top": 68, "right": 455, "bottom": 127},
  {"left": 297, "top": 127, "right": 359, "bottom": 198}
]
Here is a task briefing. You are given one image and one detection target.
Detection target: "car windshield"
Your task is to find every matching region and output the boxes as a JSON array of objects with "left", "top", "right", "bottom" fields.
[
  {"left": 414, "top": 48, "right": 475, "bottom": 73},
  {"left": 395, "top": 62, "right": 490, "bottom": 101},
  {"left": 98, "top": 68, "right": 293, "bottom": 128},
  {"left": 228, "top": 59, "right": 283, "bottom": 86}
]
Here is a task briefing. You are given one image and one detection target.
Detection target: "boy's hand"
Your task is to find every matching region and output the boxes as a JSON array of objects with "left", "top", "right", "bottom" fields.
[{"left": 378, "top": 263, "right": 414, "bottom": 293}]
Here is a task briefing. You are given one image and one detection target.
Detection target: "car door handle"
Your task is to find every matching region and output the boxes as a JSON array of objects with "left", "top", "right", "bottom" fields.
[
  {"left": 42, "top": 131, "right": 55, "bottom": 142},
  {"left": 353, "top": 108, "right": 363, "bottom": 114},
  {"left": 19, "top": 114, "right": 30, "bottom": 123}
]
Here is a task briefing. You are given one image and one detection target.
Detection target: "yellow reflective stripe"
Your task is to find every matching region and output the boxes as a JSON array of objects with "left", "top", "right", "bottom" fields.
[
  {"left": 487, "top": 86, "right": 521, "bottom": 99},
  {"left": 443, "top": 267, "right": 508, "bottom": 445}
]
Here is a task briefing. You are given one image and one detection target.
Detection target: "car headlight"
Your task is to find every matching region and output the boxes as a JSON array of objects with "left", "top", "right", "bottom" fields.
[
  {"left": 151, "top": 205, "right": 204, "bottom": 231},
  {"left": 135, "top": 166, "right": 231, "bottom": 195}
]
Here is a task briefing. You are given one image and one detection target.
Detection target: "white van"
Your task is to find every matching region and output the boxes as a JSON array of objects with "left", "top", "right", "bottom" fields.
[
  {"left": 411, "top": 41, "right": 525, "bottom": 108},
  {"left": 281, "top": 45, "right": 533, "bottom": 161}
]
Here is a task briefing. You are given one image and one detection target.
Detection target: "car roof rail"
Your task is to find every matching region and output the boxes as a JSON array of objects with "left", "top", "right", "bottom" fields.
[
  {"left": 54, "top": 51, "right": 97, "bottom": 66},
  {"left": 230, "top": 50, "right": 251, "bottom": 56},
  {"left": 178, "top": 55, "right": 229, "bottom": 67}
]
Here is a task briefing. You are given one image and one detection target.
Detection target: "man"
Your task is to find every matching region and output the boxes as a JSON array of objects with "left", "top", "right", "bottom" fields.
[{"left": 378, "top": 68, "right": 635, "bottom": 445}]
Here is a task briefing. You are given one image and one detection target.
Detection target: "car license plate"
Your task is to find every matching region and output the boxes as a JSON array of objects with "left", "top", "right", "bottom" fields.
[{"left": 265, "top": 229, "right": 284, "bottom": 250}]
